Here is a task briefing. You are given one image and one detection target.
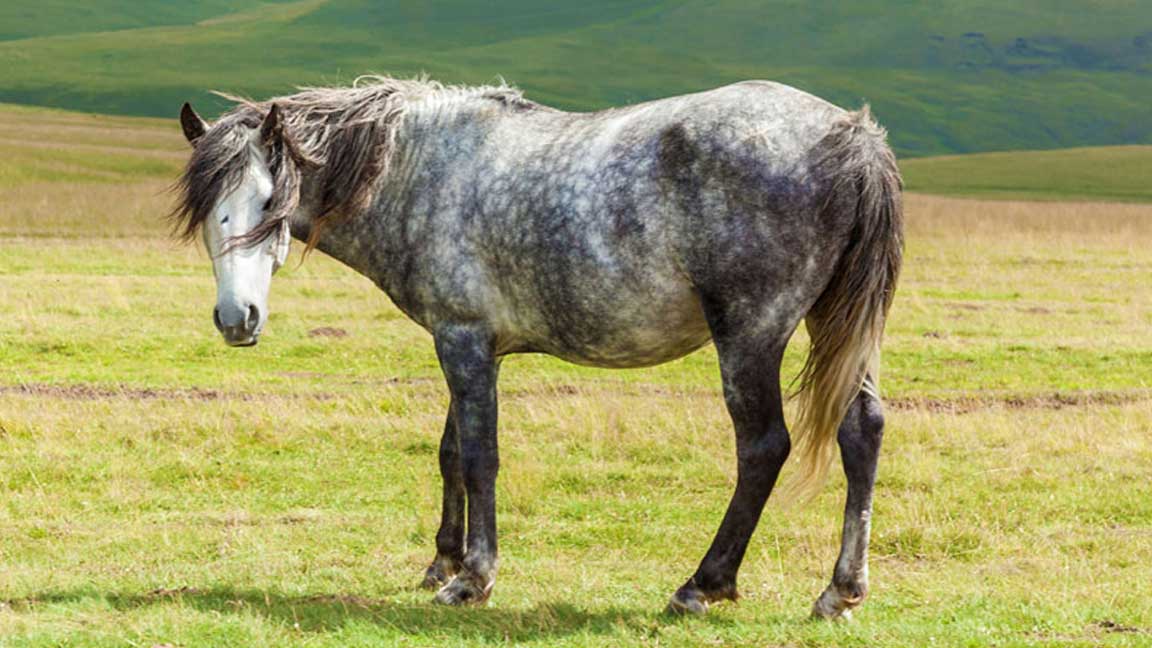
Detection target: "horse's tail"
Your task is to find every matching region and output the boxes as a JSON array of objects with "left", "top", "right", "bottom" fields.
[{"left": 784, "top": 106, "right": 904, "bottom": 502}]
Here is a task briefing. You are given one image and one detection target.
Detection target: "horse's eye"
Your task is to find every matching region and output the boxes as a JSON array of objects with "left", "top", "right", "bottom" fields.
[{"left": 263, "top": 198, "right": 273, "bottom": 211}]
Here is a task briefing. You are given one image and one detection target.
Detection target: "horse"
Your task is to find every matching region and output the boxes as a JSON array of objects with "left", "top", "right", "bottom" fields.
[{"left": 171, "top": 75, "right": 903, "bottom": 619}]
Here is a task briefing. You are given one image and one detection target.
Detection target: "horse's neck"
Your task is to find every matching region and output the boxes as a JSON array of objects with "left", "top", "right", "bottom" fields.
[
  {"left": 288, "top": 211, "right": 378, "bottom": 278},
  {"left": 287, "top": 95, "right": 480, "bottom": 285}
]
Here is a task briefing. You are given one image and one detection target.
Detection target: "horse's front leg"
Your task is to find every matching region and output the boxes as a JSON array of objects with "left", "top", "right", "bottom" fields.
[
  {"left": 429, "top": 323, "right": 500, "bottom": 606},
  {"left": 421, "top": 402, "right": 465, "bottom": 589},
  {"left": 812, "top": 388, "right": 884, "bottom": 620}
]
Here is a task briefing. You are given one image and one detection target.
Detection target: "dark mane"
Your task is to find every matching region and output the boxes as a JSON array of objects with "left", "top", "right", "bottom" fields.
[{"left": 170, "top": 76, "right": 525, "bottom": 247}]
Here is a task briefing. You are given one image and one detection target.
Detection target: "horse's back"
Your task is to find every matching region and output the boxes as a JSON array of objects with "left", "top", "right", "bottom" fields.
[{"left": 398, "top": 81, "right": 862, "bottom": 365}]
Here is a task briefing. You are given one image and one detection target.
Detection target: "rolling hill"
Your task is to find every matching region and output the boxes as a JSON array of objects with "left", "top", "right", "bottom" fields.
[
  {"left": 901, "top": 145, "right": 1152, "bottom": 202},
  {"left": 3, "top": 102, "right": 1150, "bottom": 208},
  {"left": 0, "top": 1, "right": 1151, "bottom": 157}
]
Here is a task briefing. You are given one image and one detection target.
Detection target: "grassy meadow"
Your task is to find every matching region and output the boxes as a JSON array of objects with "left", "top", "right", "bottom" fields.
[
  {"left": 0, "top": 104, "right": 1150, "bottom": 646},
  {"left": 901, "top": 145, "right": 1152, "bottom": 202}
]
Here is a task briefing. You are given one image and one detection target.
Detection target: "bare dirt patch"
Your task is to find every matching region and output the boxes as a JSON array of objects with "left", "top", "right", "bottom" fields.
[
  {"left": 0, "top": 383, "right": 332, "bottom": 402},
  {"left": 887, "top": 390, "right": 1151, "bottom": 414},
  {"left": 503, "top": 382, "right": 1152, "bottom": 413},
  {"left": 1090, "top": 620, "right": 1147, "bottom": 634},
  {"left": 6, "top": 382, "right": 1146, "bottom": 415},
  {"left": 308, "top": 327, "right": 348, "bottom": 338}
]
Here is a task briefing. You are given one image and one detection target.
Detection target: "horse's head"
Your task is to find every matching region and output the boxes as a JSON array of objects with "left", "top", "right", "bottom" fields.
[
  {"left": 175, "top": 103, "right": 297, "bottom": 347},
  {"left": 173, "top": 84, "right": 409, "bottom": 345}
]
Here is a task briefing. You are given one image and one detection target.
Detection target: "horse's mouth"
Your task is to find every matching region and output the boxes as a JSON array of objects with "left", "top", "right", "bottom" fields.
[{"left": 224, "top": 335, "right": 259, "bottom": 347}]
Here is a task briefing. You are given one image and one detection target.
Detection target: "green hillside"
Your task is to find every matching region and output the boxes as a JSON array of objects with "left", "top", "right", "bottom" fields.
[
  {"left": 4, "top": 101, "right": 1150, "bottom": 204},
  {"left": 1, "top": 1, "right": 1151, "bottom": 157},
  {"left": 0, "top": 103, "right": 180, "bottom": 190},
  {"left": 902, "top": 145, "right": 1152, "bottom": 202},
  {"left": 0, "top": 1, "right": 297, "bottom": 40}
]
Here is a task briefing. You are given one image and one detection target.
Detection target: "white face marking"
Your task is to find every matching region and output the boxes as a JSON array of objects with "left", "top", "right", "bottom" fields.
[{"left": 202, "top": 141, "right": 287, "bottom": 346}]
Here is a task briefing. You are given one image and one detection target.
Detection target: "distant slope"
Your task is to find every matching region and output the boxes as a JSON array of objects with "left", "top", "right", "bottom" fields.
[
  {"left": 902, "top": 146, "right": 1152, "bottom": 202},
  {"left": 0, "top": 1, "right": 1151, "bottom": 157},
  {"left": 1, "top": 102, "right": 1150, "bottom": 205},
  {"left": 0, "top": 103, "right": 180, "bottom": 188},
  {"left": 0, "top": 1, "right": 297, "bottom": 40},
  {"left": 0, "top": 103, "right": 183, "bottom": 238}
]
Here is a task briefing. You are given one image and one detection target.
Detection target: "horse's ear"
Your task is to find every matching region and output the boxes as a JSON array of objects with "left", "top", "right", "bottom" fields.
[
  {"left": 260, "top": 103, "right": 282, "bottom": 143},
  {"left": 179, "top": 102, "right": 208, "bottom": 146},
  {"left": 258, "top": 103, "right": 320, "bottom": 169}
]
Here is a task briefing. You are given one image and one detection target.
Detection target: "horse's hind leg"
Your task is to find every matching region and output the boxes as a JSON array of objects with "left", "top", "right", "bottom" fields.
[
  {"left": 811, "top": 387, "right": 884, "bottom": 620},
  {"left": 421, "top": 402, "right": 466, "bottom": 589},
  {"left": 668, "top": 317, "right": 791, "bottom": 615}
]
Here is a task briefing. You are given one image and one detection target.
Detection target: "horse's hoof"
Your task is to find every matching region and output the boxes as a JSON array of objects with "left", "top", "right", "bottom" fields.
[
  {"left": 665, "top": 590, "right": 709, "bottom": 616},
  {"left": 420, "top": 557, "right": 457, "bottom": 590},
  {"left": 810, "top": 585, "right": 863, "bottom": 621},
  {"left": 666, "top": 579, "right": 739, "bottom": 616},
  {"left": 433, "top": 573, "right": 492, "bottom": 606}
]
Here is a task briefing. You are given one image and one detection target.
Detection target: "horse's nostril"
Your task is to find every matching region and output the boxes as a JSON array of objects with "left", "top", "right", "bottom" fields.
[
  {"left": 246, "top": 303, "right": 260, "bottom": 331},
  {"left": 213, "top": 306, "right": 224, "bottom": 333}
]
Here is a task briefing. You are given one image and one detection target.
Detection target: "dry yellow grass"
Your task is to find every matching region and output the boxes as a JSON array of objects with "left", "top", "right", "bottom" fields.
[{"left": 905, "top": 193, "right": 1152, "bottom": 245}]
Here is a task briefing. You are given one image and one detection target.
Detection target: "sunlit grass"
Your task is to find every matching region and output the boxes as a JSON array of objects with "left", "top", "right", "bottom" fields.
[
  {"left": 0, "top": 104, "right": 1150, "bottom": 647},
  {"left": 902, "top": 146, "right": 1152, "bottom": 202}
]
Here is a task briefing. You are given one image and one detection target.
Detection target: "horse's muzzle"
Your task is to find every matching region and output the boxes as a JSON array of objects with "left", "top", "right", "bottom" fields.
[{"left": 214, "top": 301, "right": 261, "bottom": 347}]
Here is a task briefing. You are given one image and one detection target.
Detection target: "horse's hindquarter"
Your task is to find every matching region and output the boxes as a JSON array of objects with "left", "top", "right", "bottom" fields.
[{"left": 393, "top": 82, "right": 849, "bottom": 367}]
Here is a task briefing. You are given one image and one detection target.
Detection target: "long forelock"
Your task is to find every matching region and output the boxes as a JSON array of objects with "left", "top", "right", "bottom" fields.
[{"left": 170, "top": 110, "right": 263, "bottom": 242}]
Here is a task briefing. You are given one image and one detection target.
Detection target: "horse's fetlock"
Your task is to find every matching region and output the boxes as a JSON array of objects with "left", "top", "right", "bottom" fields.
[
  {"left": 421, "top": 554, "right": 461, "bottom": 590},
  {"left": 462, "top": 554, "right": 497, "bottom": 580}
]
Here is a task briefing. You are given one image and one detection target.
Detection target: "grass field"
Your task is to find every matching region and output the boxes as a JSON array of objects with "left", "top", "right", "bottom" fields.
[
  {"left": 901, "top": 146, "right": 1152, "bottom": 202},
  {"left": 0, "top": 105, "right": 1150, "bottom": 646}
]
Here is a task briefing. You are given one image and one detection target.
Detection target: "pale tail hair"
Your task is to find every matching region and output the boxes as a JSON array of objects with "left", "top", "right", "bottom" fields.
[{"left": 783, "top": 106, "right": 904, "bottom": 502}]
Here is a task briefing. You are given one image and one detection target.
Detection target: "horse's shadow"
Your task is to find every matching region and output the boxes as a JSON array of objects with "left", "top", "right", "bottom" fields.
[{"left": 12, "top": 586, "right": 735, "bottom": 641}]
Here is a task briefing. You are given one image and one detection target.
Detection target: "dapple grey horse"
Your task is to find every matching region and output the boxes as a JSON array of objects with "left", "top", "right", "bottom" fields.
[{"left": 173, "top": 76, "right": 903, "bottom": 619}]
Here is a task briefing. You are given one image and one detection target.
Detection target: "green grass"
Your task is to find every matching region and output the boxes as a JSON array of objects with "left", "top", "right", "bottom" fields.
[
  {"left": 1, "top": 105, "right": 1151, "bottom": 646},
  {"left": 1, "top": 1, "right": 1152, "bottom": 156},
  {"left": 903, "top": 146, "right": 1152, "bottom": 202}
]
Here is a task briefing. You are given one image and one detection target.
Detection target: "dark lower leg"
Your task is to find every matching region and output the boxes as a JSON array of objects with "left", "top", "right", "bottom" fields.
[
  {"left": 813, "top": 389, "right": 884, "bottom": 619},
  {"left": 430, "top": 325, "right": 500, "bottom": 605},
  {"left": 670, "top": 341, "right": 790, "bottom": 614},
  {"left": 442, "top": 421, "right": 499, "bottom": 603},
  {"left": 422, "top": 405, "right": 465, "bottom": 588}
]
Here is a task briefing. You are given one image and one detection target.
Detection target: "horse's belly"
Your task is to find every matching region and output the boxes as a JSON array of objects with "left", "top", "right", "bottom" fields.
[{"left": 522, "top": 291, "right": 713, "bottom": 369}]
